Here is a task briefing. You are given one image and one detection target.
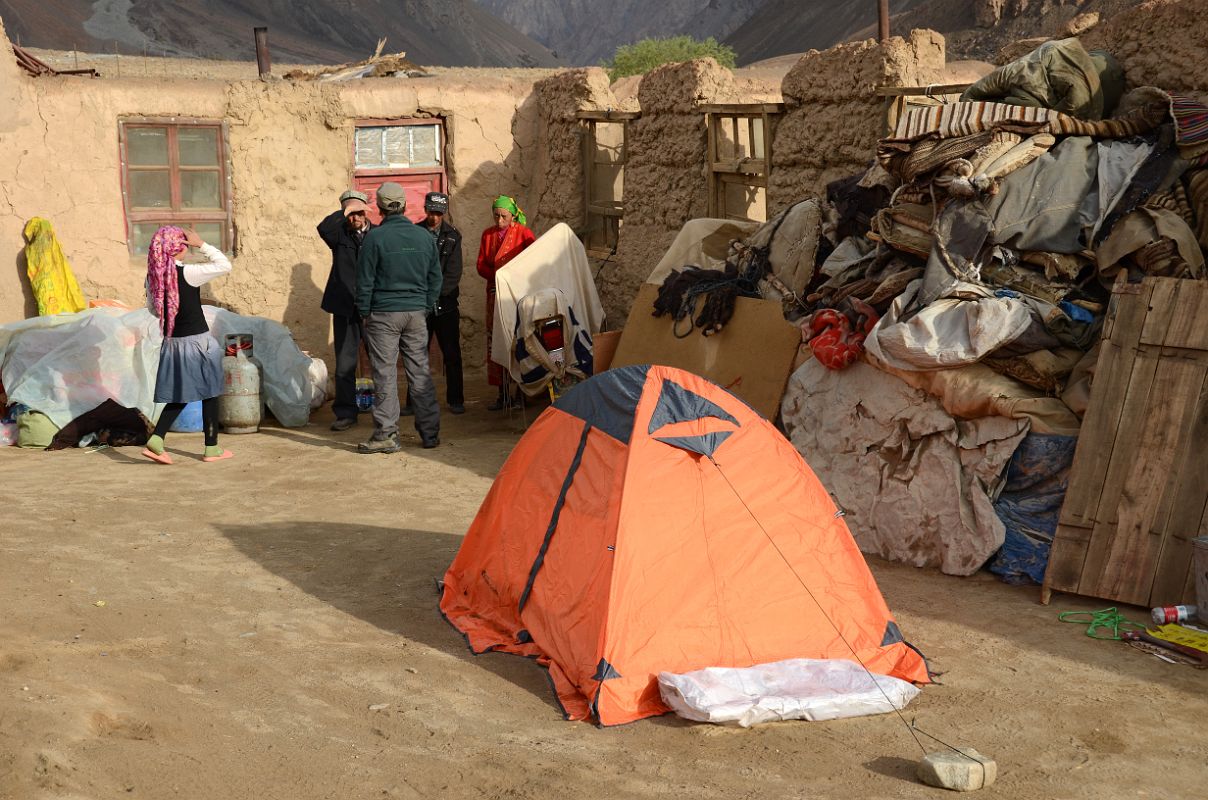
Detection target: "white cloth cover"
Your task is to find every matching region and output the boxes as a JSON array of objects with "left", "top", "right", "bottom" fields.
[
  {"left": 0, "top": 307, "right": 313, "bottom": 428},
  {"left": 645, "top": 218, "right": 760, "bottom": 286},
  {"left": 658, "top": 658, "right": 920, "bottom": 728},
  {"left": 781, "top": 358, "right": 1028, "bottom": 575},
  {"left": 491, "top": 223, "right": 605, "bottom": 375}
]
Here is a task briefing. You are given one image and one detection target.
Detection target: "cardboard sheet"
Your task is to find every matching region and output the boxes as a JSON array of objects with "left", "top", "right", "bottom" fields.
[{"left": 611, "top": 283, "right": 800, "bottom": 419}]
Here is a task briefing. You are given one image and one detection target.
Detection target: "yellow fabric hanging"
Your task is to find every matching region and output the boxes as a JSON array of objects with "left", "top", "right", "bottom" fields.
[{"left": 23, "top": 217, "right": 86, "bottom": 316}]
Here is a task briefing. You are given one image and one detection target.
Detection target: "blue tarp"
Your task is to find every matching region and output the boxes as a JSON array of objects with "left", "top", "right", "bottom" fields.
[{"left": 989, "top": 433, "right": 1079, "bottom": 585}]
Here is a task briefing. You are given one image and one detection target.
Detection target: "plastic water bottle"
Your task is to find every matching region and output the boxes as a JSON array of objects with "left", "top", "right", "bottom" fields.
[
  {"left": 1151, "top": 605, "right": 1197, "bottom": 625},
  {"left": 355, "top": 377, "right": 375, "bottom": 411}
]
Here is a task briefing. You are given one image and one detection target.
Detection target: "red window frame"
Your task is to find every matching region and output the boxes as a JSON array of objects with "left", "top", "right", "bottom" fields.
[{"left": 118, "top": 117, "right": 235, "bottom": 254}]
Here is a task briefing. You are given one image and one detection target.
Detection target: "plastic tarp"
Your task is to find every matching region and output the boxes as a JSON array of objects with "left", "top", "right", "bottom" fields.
[
  {"left": 659, "top": 658, "right": 920, "bottom": 727},
  {"left": 781, "top": 358, "right": 1028, "bottom": 575},
  {"left": 865, "top": 280, "right": 1036, "bottom": 371},
  {"left": 491, "top": 223, "right": 605, "bottom": 381},
  {"left": 989, "top": 433, "right": 1079, "bottom": 585},
  {"left": 0, "top": 307, "right": 312, "bottom": 428}
]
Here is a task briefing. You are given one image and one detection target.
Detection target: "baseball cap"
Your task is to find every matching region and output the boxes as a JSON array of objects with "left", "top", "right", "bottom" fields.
[
  {"left": 339, "top": 189, "right": 369, "bottom": 204},
  {"left": 424, "top": 192, "right": 450, "bottom": 214},
  {"left": 376, "top": 182, "right": 407, "bottom": 213},
  {"left": 342, "top": 198, "right": 369, "bottom": 217}
]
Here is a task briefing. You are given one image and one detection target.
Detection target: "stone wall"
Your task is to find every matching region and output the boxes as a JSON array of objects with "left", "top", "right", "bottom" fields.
[
  {"left": 769, "top": 30, "right": 947, "bottom": 215},
  {"left": 1085, "top": 0, "right": 1208, "bottom": 97},
  {"left": 600, "top": 59, "right": 742, "bottom": 325},
  {"left": 529, "top": 68, "right": 617, "bottom": 238}
]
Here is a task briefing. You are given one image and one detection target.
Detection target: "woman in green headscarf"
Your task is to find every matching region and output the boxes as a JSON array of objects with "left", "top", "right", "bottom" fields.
[{"left": 477, "top": 195, "right": 536, "bottom": 409}]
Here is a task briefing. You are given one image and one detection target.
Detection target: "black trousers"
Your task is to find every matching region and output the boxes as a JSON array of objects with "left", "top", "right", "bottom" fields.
[
  {"left": 406, "top": 300, "right": 463, "bottom": 407},
  {"left": 153, "top": 398, "right": 219, "bottom": 447},
  {"left": 332, "top": 314, "right": 362, "bottom": 421}
]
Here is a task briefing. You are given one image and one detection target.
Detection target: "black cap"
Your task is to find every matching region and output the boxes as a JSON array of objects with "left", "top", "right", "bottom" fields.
[{"left": 424, "top": 192, "right": 450, "bottom": 214}]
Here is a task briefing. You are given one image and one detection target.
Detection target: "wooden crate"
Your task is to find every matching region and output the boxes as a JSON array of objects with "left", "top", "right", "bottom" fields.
[{"left": 1043, "top": 276, "right": 1208, "bottom": 607}]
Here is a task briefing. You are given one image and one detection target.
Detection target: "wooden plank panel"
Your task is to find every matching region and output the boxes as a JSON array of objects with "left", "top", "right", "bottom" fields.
[
  {"left": 1094, "top": 353, "right": 1203, "bottom": 604},
  {"left": 1044, "top": 522, "right": 1094, "bottom": 594},
  {"left": 1138, "top": 278, "right": 1185, "bottom": 346},
  {"left": 1145, "top": 279, "right": 1208, "bottom": 350},
  {"left": 1148, "top": 361, "right": 1208, "bottom": 604},
  {"left": 1058, "top": 281, "right": 1153, "bottom": 526},
  {"left": 1076, "top": 284, "right": 1179, "bottom": 597}
]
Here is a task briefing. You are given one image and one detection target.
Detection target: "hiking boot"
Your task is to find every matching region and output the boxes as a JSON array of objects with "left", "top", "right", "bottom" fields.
[
  {"left": 357, "top": 433, "right": 402, "bottom": 454},
  {"left": 422, "top": 437, "right": 440, "bottom": 449},
  {"left": 448, "top": 403, "right": 465, "bottom": 415},
  {"left": 330, "top": 417, "right": 356, "bottom": 432}
]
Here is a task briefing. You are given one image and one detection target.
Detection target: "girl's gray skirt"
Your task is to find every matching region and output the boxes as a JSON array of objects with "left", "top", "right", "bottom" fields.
[{"left": 154, "top": 332, "right": 223, "bottom": 404}]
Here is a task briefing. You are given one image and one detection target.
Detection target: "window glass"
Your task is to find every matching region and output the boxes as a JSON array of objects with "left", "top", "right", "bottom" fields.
[
  {"left": 408, "top": 125, "right": 440, "bottom": 167},
  {"left": 178, "top": 128, "right": 220, "bottom": 166},
  {"left": 127, "top": 127, "right": 169, "bottom": 166},
  {"left": 355, "top": 127, "right": 385, "bottom": 168},
  {"left": 131, "top": 222, "right": 227, "bottom": 256},
  {"left": 180, "top": 171, "right": 222, "bottom": 209},
  {"left": 129, "top": 171, "right": 172, "bottom": 208},
  {"left": 356, "top": 124, "right": 441, "bottom": 168},
  {"left": 383, "top": 128, "right": 409, "bottom": 167}
]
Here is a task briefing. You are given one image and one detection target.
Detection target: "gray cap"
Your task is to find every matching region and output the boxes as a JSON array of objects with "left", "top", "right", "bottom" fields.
[
  {"left": 339, "top": 189, "right": 368, "bottom": 204},
  {"left": 376, "top": 182, "right": 407, "bottom": 213}
]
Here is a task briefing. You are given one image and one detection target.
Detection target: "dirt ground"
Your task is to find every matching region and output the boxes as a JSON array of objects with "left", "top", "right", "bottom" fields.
[{"left": 1, "top": 384, "right": 1204, "bottom": 800}]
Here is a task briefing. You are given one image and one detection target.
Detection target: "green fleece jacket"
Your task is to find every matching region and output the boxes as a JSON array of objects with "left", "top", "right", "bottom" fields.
[{"left": 355, "top": 214, "right": 442, "bottom": 316}]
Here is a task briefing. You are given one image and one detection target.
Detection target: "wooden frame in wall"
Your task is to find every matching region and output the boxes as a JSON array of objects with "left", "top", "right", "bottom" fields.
[
  {"left": 702, "top": 103, "right": 783, "bottom": 223},
  {"left": 577, "top": 109, "right": 639, "bottom": 259},
  {"left": 118, "top": 117, "right": 235, "bottom": 255}
]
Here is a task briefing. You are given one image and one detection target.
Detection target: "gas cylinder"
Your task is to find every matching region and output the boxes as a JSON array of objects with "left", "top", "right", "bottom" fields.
[{"left": 220, "top": 334, "right": 261, "bottom": 434}]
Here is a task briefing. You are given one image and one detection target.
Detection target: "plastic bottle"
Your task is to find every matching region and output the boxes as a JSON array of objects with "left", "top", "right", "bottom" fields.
[
  {"left": 355, "top": 377, "right": 375, "bottom": 412},
  {"left": 1151, "top": 605, "right": 1197, "bottom": 625}
]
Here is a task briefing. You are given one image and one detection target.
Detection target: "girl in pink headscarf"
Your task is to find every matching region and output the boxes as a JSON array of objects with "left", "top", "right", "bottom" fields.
[{"left": 142, "top": 226, "right": 234, "bottom": 465}]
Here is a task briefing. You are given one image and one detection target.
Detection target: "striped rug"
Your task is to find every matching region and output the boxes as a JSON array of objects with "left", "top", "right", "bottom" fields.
[{"left": 892, "top": 100, "right": 1160, "bottom": 142}]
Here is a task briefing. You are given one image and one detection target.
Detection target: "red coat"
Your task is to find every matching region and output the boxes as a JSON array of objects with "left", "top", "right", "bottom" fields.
[{"left": 477, "top": 223, "right": 536, "bottom": 287}]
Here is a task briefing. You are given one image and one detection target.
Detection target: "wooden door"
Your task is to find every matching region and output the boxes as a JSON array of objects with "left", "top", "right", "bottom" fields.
[
  {"left": 354, "top": 172, "right": 444, "bottom": 226},
  {"left": 1043, "top": 276, "right": 1208, "bottom": 607}
]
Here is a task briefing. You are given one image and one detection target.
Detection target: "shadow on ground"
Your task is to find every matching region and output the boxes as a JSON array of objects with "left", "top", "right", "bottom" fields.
[{"left": 215, "top": 520, "right": 561, "bottom": 713}]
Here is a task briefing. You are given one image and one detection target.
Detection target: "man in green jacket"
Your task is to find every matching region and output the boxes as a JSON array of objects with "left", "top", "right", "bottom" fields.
[{"left": 355, "top": 182, "right": 443, "bottom": 452}]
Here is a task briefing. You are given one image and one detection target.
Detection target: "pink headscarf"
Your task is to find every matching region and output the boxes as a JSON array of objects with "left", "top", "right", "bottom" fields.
[{"left": 147, "top": 226, "right": 188, "bottom": 336}]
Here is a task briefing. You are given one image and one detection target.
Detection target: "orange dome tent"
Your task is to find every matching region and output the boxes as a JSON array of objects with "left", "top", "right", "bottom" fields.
[{"left": 440, "top": 365, "right": 928, "bottom": 725}]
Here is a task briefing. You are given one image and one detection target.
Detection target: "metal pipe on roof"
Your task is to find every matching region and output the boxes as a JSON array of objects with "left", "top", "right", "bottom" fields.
[
  {"left": 878, "top": 0, "right": 891, "bottom": 42},
  {"left": 254, "top": 27, "right": 271, "bottom": 79}
]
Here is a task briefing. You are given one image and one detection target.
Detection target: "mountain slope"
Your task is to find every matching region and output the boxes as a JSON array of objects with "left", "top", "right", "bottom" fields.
[
  {"left": 726, "top": 0, "right": 934, "bottom": 65},
  {"left": 476, "top": 0, "right": 763, "bottom": 65},
  {"left": 0, "top": 0, "right": 562, "bottom": 66},
  {"left": 727, "top": 0, "right": 1148, "bottom": 65}
]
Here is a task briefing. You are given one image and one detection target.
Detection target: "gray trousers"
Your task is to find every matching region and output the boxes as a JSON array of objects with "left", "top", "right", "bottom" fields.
[{"left": 363, "top": 310, "right": 440, "bottom": 442}]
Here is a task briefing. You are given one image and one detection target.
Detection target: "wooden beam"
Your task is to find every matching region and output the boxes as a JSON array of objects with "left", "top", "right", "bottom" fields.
[
  {"left": 576, "top": 109, "right": 641, "bottom": 121},
  {"left": 711, "top": 158, "right": 769, "bottom": 175},
  {"left": 699, "top": 103, "right": 785, "bottom": 114}
]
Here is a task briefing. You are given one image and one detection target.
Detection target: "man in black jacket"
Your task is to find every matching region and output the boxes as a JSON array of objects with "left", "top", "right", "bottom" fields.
[
  {"left": 317, "top": 189, "right": 374, "bottom": 431},
  {"left": 404, "top": 192, "right": 465, "bottom": 415}
]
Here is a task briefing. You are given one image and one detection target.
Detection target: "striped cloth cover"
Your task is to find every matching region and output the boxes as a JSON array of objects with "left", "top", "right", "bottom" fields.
[{"left": 892, "top": 100, "right": 1159, "bottom": 142}]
